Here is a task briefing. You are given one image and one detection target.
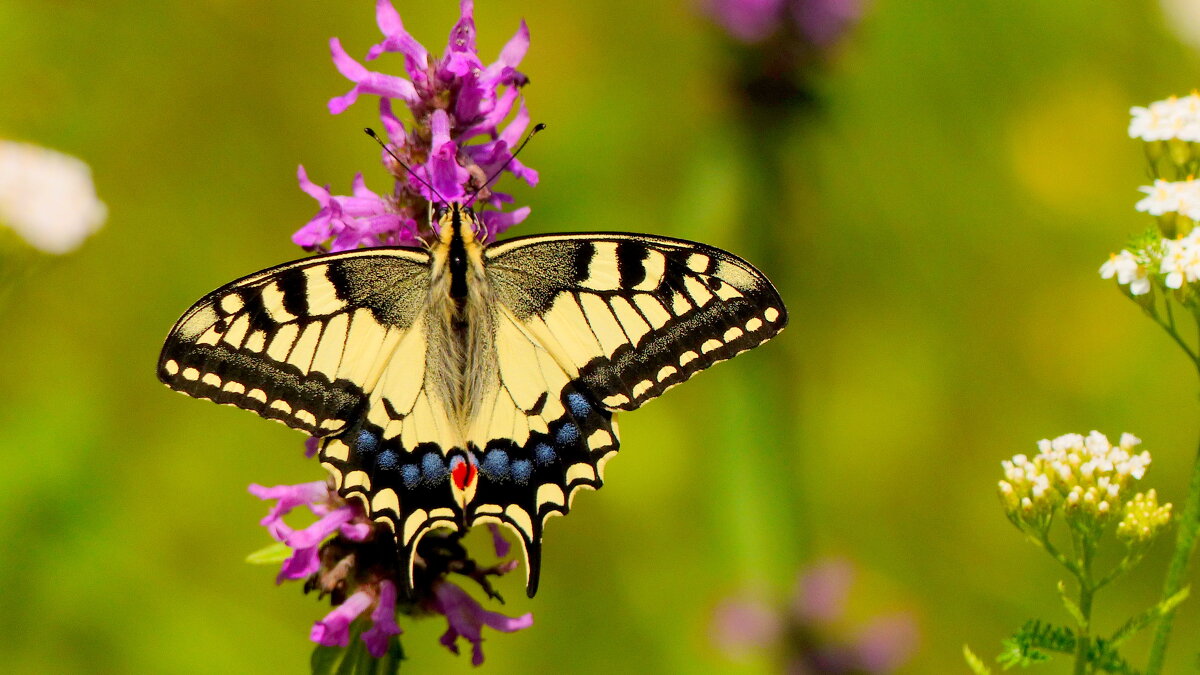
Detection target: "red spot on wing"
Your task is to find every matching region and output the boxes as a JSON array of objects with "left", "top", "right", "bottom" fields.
[{"left": 451, "top": 456, "right": 477, "bottom": 490}]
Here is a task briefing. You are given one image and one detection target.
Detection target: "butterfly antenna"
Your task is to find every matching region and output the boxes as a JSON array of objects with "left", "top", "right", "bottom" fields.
[
  {"left": 364, "top": 128, "right": 448, "bottom": 207},
  {"left": 466, "top": 123, "right": 547, "bottom": 206}
]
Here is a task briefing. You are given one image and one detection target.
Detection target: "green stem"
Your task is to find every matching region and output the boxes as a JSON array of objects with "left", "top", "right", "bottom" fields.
[
  {"left": 1145, "top": 430, "right": 1200, "bottom": 674},
  {"left": 1068, "top": 522, "right": 1095, "bottom": 675},
  {"left": 1155, "top": 300, "right": 1198, "bottom": 364},
  {"left": 1072, "top": 580, "right": 1094, "bottom": 675}
]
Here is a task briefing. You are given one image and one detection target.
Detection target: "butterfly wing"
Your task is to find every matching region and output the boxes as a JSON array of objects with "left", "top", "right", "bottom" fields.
[
  {"left": 462, "top": 304, "right": 618, "bottom": 597},
  {"left": 317, "top": 308, "right": 469, "bottom": 591},
  {"left": 159, "top": 248, "right": 465, "bottom": 590},
  {"left": 158, "top": 248, "right": 432, "bottom": 434},
  {"left": 484, "top": 232, "right": 788, "bottom": 410},
  {"left": 474, "top": 232, "right": 786, "bottom": 596}
]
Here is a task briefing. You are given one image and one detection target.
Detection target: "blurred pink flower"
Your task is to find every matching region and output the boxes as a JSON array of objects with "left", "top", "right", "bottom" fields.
[{"left": 713, "top": 558, "right": 918, "bottom": 673}]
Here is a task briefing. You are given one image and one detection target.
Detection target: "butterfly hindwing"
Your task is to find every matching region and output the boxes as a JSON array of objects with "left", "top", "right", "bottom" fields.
[
  {"left": 485, "top": 232, "right": 788, "bottom": 412},
  {"left": 463, "top": 309, "right": 618, "bottom": 596}
]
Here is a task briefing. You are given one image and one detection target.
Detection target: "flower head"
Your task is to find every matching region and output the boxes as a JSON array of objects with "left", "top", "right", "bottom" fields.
[
  {"left": 1116, "top": 489, "right": 1173, "bottom": 545},
  {"left": 0, "top": 140, "right": 106, "bottom": 254},
  {"left": 250, "top": 456, "right": 531, "bottom": 663},
  {"left": 1129, "top": 94, "right": 1200, "bottom": 143},
  {"left": 712, "top": 558, "right": 918, "bottom": 673},
  {"left": 432, "top": 577, "right": 534, "bottom": 666},
  {"left": 703, "top": 0, "right": 862, "bottom": 48},
  {"left": 298, "top": 0, "right": 537, "bottom": 253},
  {"left": 1099, "top": 249, "right": 1152, "bottom": 296},
  {"left": 999, "top": 432, "right": 1161, "bottom": 538}
]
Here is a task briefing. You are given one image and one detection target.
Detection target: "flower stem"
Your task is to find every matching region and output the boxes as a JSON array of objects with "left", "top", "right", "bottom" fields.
[
  {"left": 1145, "top": 429, "right": 1200, "bottom": 674},
  {"left": 1072, "top": 580, "right": 1094, "bottom": 675}
]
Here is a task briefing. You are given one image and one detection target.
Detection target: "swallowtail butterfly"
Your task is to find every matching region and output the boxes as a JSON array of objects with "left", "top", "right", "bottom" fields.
[{"left": 158, "top": 203, "right": 787, "bottom": 596}]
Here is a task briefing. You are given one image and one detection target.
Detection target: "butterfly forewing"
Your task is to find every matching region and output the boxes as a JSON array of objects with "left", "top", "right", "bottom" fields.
[
  {"left": 484, "top": 232, "right": 788, "bottom": 411},
  {"left": 158, "top": 249, "right": 433, "bottom": 436}
]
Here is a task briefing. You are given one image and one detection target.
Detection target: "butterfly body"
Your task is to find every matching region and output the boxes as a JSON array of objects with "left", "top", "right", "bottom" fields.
[{"left": 159, "top": 203, "right": 787, "bottom": 596}]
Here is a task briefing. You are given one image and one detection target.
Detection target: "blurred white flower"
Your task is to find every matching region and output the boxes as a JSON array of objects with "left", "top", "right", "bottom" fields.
[
  {"left": 1160, "top": 234, "right": 1200, "bottom": 288},
  {"left": 1134, "top": 178, "right": 1200, "bottom": 218},
  {"left": 0, "top": 140, "right": 106, "bottom": 254},
  {"left": 1099, "top": 249, "right": 1152, "bottom": 295},
  {"left": 1129, "top": 94, "right": 1200, "bottom": 143}
]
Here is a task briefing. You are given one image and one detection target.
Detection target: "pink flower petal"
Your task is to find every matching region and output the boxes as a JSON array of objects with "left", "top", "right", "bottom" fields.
[
  {"left": 362, "top": 580, "right": 403, "bottom": 657},
  {"left": 311, "top": 590, "right": 374, "bottom": 647}
]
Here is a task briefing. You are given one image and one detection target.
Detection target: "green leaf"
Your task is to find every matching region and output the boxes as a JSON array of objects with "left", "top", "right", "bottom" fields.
[
  {"left": 1109, "top": 586, "right": 1190, "bottom": 647},
  {"left": 245, "top": 541, "right": 293, "bottom": 565},
  {"left": 310, "top": 620, "right": 404, "bottom": 675},
  {"left": 999, "top": 619, "right": 1075, "bottom": 665},
  {"left": 962, "top": 645, "right": 992, "bottom": 674}
]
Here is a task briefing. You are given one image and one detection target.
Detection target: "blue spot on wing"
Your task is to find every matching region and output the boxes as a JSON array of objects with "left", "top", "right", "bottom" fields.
[
  {"left": 512, "top": 459, "right": 532, "bottom": 485},
  {"left": 555, "top": 422, "right": 580, "bottom": 446},
  {"left": 356, "top": 429, "right": 379, "bottom": 456},
  {"left": 534, "top": 442, "right": 556, "bottom": 466},
  {"left": 566, "top": 391, "right": 593, "bottom": 419},
  {"left": 421, "top": 453, "right": 447, "bottom": 484},
  {"left": 481, "top": 449, "right": 511, "bottom": 481},
  {"left": 401, "top": 464, "right": 420, "bottom": 489},
  {"left": 376, "top": 449, "right": 399, "bottom": 471}
]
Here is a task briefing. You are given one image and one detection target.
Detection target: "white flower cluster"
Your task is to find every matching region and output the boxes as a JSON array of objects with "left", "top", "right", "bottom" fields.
[
  {"left": 999, "top": 431, "right": 1152, "bottom": 524},
  {"left": 0, "top": 140, "right": 106, "bottom": 254},
  {"left": 1099, "top": 227, "right": 1200, "bottom": 296},
  {"left": 1161, "top": 229, "right": 1200, "bottom": 288},
  {"left": 1129, "top": 94, "right": 1200, "bottom": 142},
  {"left": 1134, "top": 179, "right": 1200, "bottom": 218}
]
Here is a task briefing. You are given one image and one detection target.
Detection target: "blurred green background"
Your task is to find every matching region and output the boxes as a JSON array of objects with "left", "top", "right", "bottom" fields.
[{"left": 3, "top": 0, "right": 1200, "bottom": 672}]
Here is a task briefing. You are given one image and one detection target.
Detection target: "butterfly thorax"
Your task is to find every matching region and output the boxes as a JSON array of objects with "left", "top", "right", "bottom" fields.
[{"left": 427, "top": 204, "right": 497, "bottom": 430}]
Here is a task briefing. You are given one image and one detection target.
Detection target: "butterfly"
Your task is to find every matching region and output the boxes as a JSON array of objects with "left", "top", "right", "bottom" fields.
[{"left": 158, "top": 202, "right": 787, "bottom": 596}]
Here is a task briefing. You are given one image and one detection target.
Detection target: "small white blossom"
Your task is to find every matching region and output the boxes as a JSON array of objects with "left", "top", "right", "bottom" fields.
[
  {"left": 1160, "top": 236, "right": 1200, "bottom": 288},
  {"left": 1134, "top": 179, "right": 1200, "bottom": 218},
  {"left": 0, "top": 140, "right": 106, "bottom": 254},
  {"left": 1129, "top": 94, "right": 1200, "bottom": 142}
]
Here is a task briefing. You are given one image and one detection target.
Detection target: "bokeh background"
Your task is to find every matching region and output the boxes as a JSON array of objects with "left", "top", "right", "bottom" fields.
[{"left": 4, "top": 0, "right": 1200, "bottom": 672}]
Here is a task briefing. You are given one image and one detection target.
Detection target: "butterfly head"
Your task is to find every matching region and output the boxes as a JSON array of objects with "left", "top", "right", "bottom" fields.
[{"left": 434, "top": 202, "right": 485, "bottom": 245}]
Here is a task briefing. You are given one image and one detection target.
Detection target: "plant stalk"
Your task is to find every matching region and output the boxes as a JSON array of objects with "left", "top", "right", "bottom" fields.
[{"left": 1145, "top": 430, "right": 1200, "bottom": 674}]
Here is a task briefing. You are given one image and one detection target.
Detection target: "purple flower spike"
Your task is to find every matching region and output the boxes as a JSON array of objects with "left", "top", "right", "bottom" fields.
[
  {"left": 433, "top": 580, "right": 534, "bottom": 666},
  {"left": 713, "top": 559, "right": 917, "bottom": 673},
  {"left": 312, "top": 590, "right": 375, "bottom": 647},
  {"left": 298, "top": 0, "right": 538, "bottom": 251},
  {"left": 362, "top": 580, "right": 403, "bottom": 657}
]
